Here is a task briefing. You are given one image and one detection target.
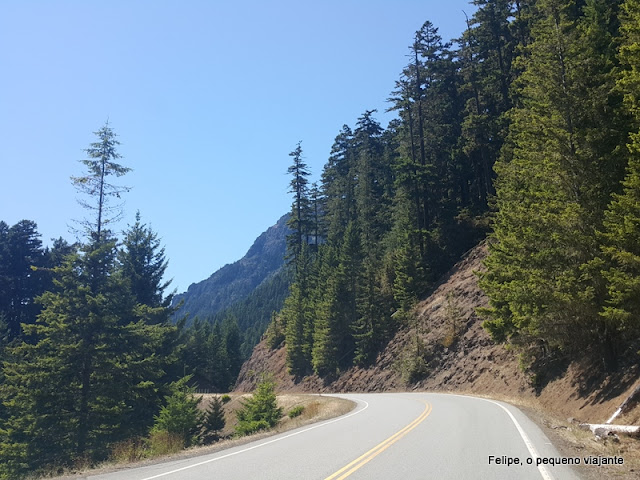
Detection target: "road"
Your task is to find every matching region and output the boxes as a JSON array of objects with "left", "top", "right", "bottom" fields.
[{"left": 88, "top": 393, "right": 582, "bottom": 480}]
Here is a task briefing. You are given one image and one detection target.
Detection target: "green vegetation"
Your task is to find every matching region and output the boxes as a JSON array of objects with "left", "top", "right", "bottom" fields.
[
  {"left": 288, "top": 405, "right": 305, "bottom": 418},
  {"left": 151, "top": 377, "right": 203, "bottom": 448},
  {"left": 479, "top": 0, "right": 640, "bottom": 372},
  {"left": 0, "top": 123, "right": 245, "bottom": 478},
  {"left": 201, "top": 396, "right": 226, "bottom": 443},
  {"left": 235, "top": 378, "right": 283, "bottom": 436},
  {"left": 271, "top": 0, "right": 640, "bottom": 381},
  {"left": 5, "top": 1, "right": 640, "bottom": 476}
]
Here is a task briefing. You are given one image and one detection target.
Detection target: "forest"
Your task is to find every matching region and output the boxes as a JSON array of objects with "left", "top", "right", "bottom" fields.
[
  {"left": 2, "top": 0, "right": 640, "bottom": 477},
  {"left": 274, "top": 0, "right": 640, "bottom": 378}
]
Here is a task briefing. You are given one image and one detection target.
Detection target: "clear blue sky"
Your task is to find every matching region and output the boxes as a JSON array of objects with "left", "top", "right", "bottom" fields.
[{"left": 1, "top": 0, "right": 476, "bottom": 293}]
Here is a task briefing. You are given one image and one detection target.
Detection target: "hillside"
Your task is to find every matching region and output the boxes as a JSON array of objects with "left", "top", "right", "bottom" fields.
[
  {"left": 236, "top": 241, "right": 640, "bottom": 426},
  {"left": 172, "top": 214, "right": 290, "bottom": 323}
]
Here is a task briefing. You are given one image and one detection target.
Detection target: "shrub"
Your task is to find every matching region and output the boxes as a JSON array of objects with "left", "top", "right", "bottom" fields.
[
  {"left": 221, "top": 394, "right": 231, "bottom": 404},
  {"left": 288, "top": 405, "right": 305, "bottom": 418},
  {"left": 235, "top": 377, "right": 283, "bottom": 436}
]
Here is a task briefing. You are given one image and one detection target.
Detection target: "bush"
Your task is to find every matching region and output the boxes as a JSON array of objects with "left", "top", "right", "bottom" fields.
[
  {"left": 151, "top": 376, "right": 203, "bottom": 448},
  {"left": 235, "top": 419, "right": 271, "bottom": 436},
  {"left": 221, "top": 394, "right": 231, "bottom": 404},
  {"left": 288, "top": 405, "right": 305, "bottom": 418},
  {"left": 235, "top": 377, "right": 283, "bottom": 436}
]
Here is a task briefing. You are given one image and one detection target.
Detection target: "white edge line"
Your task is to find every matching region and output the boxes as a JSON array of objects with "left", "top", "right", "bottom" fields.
[
  {"left": 137, "top": 398, "right": 369, "bottom": 480},
  {"left": 447, "top": 393, "right": 554, "bottom": 480}
]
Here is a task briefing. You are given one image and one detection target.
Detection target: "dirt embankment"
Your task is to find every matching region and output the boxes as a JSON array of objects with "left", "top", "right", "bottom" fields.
[{"left": 236, "top": 240, "right": 640, "bottom": 436}]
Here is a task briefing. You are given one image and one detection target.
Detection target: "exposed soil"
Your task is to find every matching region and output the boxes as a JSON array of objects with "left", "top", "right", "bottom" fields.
[{"left": 235, "top": 241, "right": 640, "bottom": 478}]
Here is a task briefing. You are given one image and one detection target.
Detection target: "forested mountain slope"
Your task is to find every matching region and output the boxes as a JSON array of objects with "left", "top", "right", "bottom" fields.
[
  {"left": 236, "top": 241, "right": 640, "bottom": 427},
  {"left": 172, "top": 214, "right": 290, "bottom": 323}
]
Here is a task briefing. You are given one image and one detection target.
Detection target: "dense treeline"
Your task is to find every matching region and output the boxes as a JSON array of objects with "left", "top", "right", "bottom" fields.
[
  {"left": 4, "top": 0, "right": 640, "bottom": 475},
  {"left": 480, "top": 0, "right": 640, "bottom": 372},
  {"left": 0, "top": 125, "right": 238, "bottom": 478},
  {"left": 210, "top": 268, "right": 291, "bottom": 358},
  {"left": 274, "top": 0, "right": 640, "bottom": 378}
]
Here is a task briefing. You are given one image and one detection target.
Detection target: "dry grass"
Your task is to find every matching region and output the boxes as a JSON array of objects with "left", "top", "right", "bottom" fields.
[{"left": 47, "top": 394, "right": 354, "bottom": 480}]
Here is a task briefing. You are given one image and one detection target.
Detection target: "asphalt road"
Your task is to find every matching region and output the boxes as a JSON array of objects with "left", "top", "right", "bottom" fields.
[{"left": 88, "top": 393, "right": 582, "bottom": 480}]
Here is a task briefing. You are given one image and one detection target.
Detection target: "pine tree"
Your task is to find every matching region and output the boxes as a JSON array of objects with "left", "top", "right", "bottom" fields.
[
  {"left": 201, "top": 395, "right": 226, "bottom": 443},
  {"left": 151, "top": 376, "right": 203, "bottom": 448},
  {"left": 119, "top": 211, "right": 172, "bottom": 309},
  {"left": 479, "top": 0, "right": 629, "bottom": 368},
  {"left": 311, "top": 246, "right": 341, "bottom": 376},
  {"left": 71, "top": 121, "right": 131, "bottom": 242},
  {"left": 286, "top": 142, "right": 311, "bottom": 268},
  {"left": 0, "top": 242, "right": 173, "bottom": 475},
  {"left": 222, "top": 315, "right": 243, "bottom": 388},
  {"left": 235, "top": 376, "right": 282, "bottom": 436},
  {"left": 598, "top": 0, "right": 640, "bottom": 348},
  {"left": 0, "top": 220, "right": 46, "bottom": 339},
  {"left": 282, "top": 249, "right": 316, "bottom": 378}
]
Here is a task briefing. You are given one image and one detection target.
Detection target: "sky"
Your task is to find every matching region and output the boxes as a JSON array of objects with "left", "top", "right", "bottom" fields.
[{"left": 1, "top": 0, "right": 476, "bottom": 293}]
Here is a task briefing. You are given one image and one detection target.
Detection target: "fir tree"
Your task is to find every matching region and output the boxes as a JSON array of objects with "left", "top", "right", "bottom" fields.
[
  {"left": 71, "top": 121, "right": 131, "bottom": 242},
  {"left": 151, "top": 376, "right": 203, "bottom": 448},
  {"left": 201, "top": 396, "right": 226, "bottom": 443},
  {"left": 119, "top": 211, "right": 172, "bottom": 309},
  {"left": 0, "top": 242, "right": 173, "bottom": 475},
  {"left": 480, "top": 0, "right": 629, "bottom": 368},
  {"left": 598, "top": 0, "right": 640, "bottom": 349}
]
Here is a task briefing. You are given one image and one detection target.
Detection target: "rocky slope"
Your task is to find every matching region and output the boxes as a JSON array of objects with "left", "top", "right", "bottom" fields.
[
  {"left": 236, "top": 241, "right": 640, "bottom": 426},
  {"left": 172, "top": 214, "right": 289, "bottom": 322}
]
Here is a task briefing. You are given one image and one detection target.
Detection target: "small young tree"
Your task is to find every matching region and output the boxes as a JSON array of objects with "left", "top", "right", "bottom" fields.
[
  {"left": 151, "top": 377, "right": 203, "bottom": 448},
  {"left": 235, "top": 377, "right": 282, "bottom": 436},
  {"left": 201, "top": 396, "right": 226, "bottom": 444}
]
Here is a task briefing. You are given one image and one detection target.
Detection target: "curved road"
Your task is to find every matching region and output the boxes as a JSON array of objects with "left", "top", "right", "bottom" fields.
[{"left": 89, "top": 393, "right": 581, "bottom": 480}]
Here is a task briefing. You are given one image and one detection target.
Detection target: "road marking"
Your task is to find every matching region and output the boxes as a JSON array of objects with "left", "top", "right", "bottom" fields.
[
  {"left": 136, "top": 398, "right": 369, "bottom": 480},
  {"left": 324, "top": 400, "right": 432, "bottom": 480},
  {"left": 447, "top": 393, "right": 554, "bottom": 480}
]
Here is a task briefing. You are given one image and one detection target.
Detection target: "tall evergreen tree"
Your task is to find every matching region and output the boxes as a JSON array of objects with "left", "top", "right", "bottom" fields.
[
  {"left": 0, "top": 242, "right": 173, "bottom": 476},
  {"left": 71, "top": 121, "right": 131, "bottom": 242},
  {"left": 286, "top": 142, "right": 311, "bottom": 268},
  {"left": 0, "top": 220, "right": 46, "bottom": 339},
  {"left": 599, "top": 0, "right": 640, "bottom": 349},
  {"left": 480, "top": 0, "right": 629, "bottom": 368},
  {"left": 119, "top": 211, "right": 172, "bottom": 310}
]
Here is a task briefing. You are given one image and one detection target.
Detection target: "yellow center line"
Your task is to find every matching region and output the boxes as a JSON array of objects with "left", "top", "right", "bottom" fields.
[{"left": 324, "top": 400, "right": 432, "bottom": 480}]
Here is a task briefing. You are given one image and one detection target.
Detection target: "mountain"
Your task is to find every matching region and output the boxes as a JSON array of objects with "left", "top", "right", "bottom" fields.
[
  {"left": 172, "top": 214, "right": 290, "bottom": 323},
  {"left": 235, "top": 241, "right": 640, "bottom": 428}
]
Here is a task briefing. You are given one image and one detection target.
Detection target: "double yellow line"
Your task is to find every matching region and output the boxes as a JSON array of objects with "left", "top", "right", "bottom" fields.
[{"left": 324, "top": 400, "right": 432, "bottom": 480}]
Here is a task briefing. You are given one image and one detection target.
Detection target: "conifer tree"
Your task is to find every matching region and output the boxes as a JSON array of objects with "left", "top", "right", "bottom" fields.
[
  {"left": 201, "top": 395, "right": 226, "bottom": 443},
  {"left": 322, "top": 126, "right": 356, "bottom": 243},
  {"left": 480, "top": 0, "right": 629, "bottom": 367},
  {"left": 151, "top": 376, "right": 203, "bottom": 448},
  {"left": 71, "top": 121, "right": 131, "bottom": 242},
  {"left": 286, "top": 142, "right": 311, "bottom": 268},
  {"left": 599, "top": 0, "right": 640, "bottom": 348},
  {"left": 119, "top": 211, "right": 172, "bottom": 309},
  {"left": 0, "top": 220, "right": 46, "bottom": 339},
  {"left": 0, "top": 242, "right": 173, "bottom": 475},
  {"left": 282, "top": 244, "right": 314, "bottom": 376}
]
